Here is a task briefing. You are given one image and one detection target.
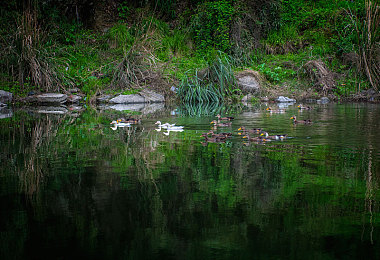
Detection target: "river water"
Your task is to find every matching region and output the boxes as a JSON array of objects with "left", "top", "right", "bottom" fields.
[{"left": 0, "top": 102, "right": 379, "bottom": 259}]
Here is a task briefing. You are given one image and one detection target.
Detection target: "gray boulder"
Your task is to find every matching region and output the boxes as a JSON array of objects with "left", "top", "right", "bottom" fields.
[
  {"left": 36, "top": 106, "right": 68, "bottom": 114},
  {"left": 235, "top": 70, "right": 261, "bottom": 93},
  {"left": 109, "top": 94, "right": 145, "bottom": 104},
  {"left": 0, "top": 107, "right": 12, "bottom": 119},
  {"left": 67, "top": 94, "right": 82, "bottom": 103},
  {"left": 241, "top": 94, "right": 253, "bottom": 103},
  {"left": 108, "top": 103, "right": 145, "bottom": 111},
  {"left": 139, "top": 89, "right": 165, "bottom": 103},
  {"left": 97, "top": 95, "right": 113, "bottom": 103},
  {"left": 141, "top": 103, "right": 165, "bottom": 114},
  {"left": 36, "top": 93, "right": 67, "bottom": 103},
  {"left": 276, "top": 96, "right": 296, "bottom": 103},
  {"left": 317, "top": 97, "right": 330, "bottom": 104},
  {"left": 0, "top": 90, "right": 13, "bottom": 103}
]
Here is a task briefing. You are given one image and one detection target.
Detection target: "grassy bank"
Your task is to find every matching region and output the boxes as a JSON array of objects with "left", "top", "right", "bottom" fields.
[{"left": 0, "top": 0, "right": 378, "bottom": 103}]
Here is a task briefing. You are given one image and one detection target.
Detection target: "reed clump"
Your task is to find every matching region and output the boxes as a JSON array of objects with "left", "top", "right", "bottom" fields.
[
  {"left": 14, "top": 6, "right": 66, "bottom": 92},
  {"left": 347, "top": 0, "right": 379, "bottom": 90},
  {"left": 177, "top": 54, "right": 239, "bottom": 104}
]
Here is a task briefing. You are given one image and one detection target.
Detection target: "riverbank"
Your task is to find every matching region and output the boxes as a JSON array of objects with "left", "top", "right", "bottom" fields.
[{"left": 0, "top": 1, "right": 378, "bottom": 105}]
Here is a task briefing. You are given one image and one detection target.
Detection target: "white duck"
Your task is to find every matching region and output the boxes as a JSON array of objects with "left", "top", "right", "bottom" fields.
[
  {"left": 110, "top": 120, "right": 131, "bottom": 130},
  {"left": 162, "top": 127, "right": 184, "bottom": 135},
  {"left": 155, "top": 121, "right": 182, "bottom": 129}
]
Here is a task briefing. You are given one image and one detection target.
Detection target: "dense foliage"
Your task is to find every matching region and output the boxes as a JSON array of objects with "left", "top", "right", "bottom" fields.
[{"left": 0, "top": 0, "right": 378, "bottom": 101}]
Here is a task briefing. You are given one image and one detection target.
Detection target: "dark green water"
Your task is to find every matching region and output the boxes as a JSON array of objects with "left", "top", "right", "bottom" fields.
[{"left": 1, "top": 103, "right": 380, "bottom": 259}]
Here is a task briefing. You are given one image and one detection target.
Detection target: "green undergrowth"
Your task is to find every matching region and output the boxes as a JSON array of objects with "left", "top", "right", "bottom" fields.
[{"left": 0, "top": 0, "right": 375, "bottom": 104}]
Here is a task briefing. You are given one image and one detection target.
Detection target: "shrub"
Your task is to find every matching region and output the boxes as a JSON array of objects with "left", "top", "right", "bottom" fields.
[{"left": 192, "top": 0, "right": 235, "bottom": 55}]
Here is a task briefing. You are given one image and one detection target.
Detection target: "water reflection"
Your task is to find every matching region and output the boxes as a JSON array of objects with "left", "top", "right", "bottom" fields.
[{"left": 0, "top": 103, "right": 379, "bottom": 259}]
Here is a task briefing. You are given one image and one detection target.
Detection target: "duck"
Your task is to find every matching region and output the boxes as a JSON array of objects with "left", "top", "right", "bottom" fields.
[
  {"left": 216, "top": 114, "right": 234, "bottom": 121},
  {"left": 266, "top": 107, "right": 285, "bottom": 113},
  {"left": 237, "top": 126, "right": 262, "bottom": 135},
  {"left": 117, "top": 117, "right": 140, "bottom": 124},
  {"left": 290, "top": 116, "right": 312, "bottom": 124},
  {"left": 260, "top": 131, "right": 288, "bottom": 140},
  {"left": 297, "top": 104, "right": 312, "bottom": 110},
  {"left": 201, "top": 131, "right": 232, "bottom": 139},
  {"left": 210, "top": 120, "right": 232, "bottom": 127},
  {"left": 162, "top": 127, "right": 184, "bottom": 135},
  {"left": 110, "top": 120, "right": 131, "bottom": 128},
  {"left": 242, "top": 135, "right": 269, "bottom": 142},
  {"left": 203, "top": 135, "right": 227, "bottom": 143},
  {"left": 155, "top": 121, "right": 178, "bottom": 129}
]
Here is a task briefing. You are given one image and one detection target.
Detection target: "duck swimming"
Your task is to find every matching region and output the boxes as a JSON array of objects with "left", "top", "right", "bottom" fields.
[
  {"left": 290, "top": 116, "right": 312, "bottom": 124},
  {"left": 266, "top": 107, "right": 285, "bottom": 113},
  {"left": 242, "top": 134, "right": 268, "bottom": 142},
  {"left": 238, "top": 126, "right": 262, "bottom": 135},
  {"left": 202, "top": 130, "right": 232, "bottom": 139},
  {"left": 210, "top": 120, "right": 232, "bottom": 127},
  {"left": 297, "top": 105, "right": 312, "bottom": 110},
  {"left": 261, "top": 131, "right": 288, "bottom": 140},
  {"left": 202, "top": 135, "right": 227, "bottom": 143},
  {"left": 216, "top": 114, "right": 234, "bottom": 121},
  {"left": 110, "top": 120, "right": 132, "bottom": 130},
  {"left": 155, "top": 121, "right": 179, "bottom": 128}
]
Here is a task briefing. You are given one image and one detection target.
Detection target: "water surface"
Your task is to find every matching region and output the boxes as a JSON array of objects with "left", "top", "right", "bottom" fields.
[{"left": 1, "top": 103, "right": 379, "bottom": 259}]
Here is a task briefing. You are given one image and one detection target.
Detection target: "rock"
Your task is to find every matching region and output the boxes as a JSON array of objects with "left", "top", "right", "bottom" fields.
[
  {"left": 141, "top": 103, "right": 165, "bottom": 114},
  {"left": 68, "top": 88, "right": 80, "bottom": 93},
  {"left": 317, "top": 97, "right": 330, "bottom": 104},
  {"left": 261, "top": 96, "right": 269, "bottom": 102},
  {"left": 68, "top": 105, "right": 83, "bottom": 111},
  {"left": 278, "top": 102, "right": 295, "bottom": 109},
  {"left": 108, "top": 103, "right": 146, "bottom": 111},
  {"left": 235, "top": 70, "right": 261, "bottom": 93},
  {"left": 109, "top": 94, "right": 145, "bottom": 104},
  {"left": 365, "top": 89, "right": 376, "bottom": 96},
  {"left": 140, "top": 89, "right": 165, "bottom": 103},
  {"left": 276, "top": 96, "right": 296, "bottom": 103},
  {"left": 0, "top": 107, "right": 12, "bottom": 119},
  {"left": 67, "top": 94, "right": 82, "bottom": 103},
  {"left": 35, "top": 93, "right": 67, "bottom": 103},
  {"left": 0, "top": 90, "right": 13, "bottom": 103},
  {"left": 0, "top": 102, "right": 7, "bottom": 108},
  {"left": 36, "top": 106, "right": 68, "bottom": 114},
  {"left": 97, "top": 95, "right": 113, "bottom": 103},
  {"left": 241, "top": 94, "right": 253, "bottom": 102}
]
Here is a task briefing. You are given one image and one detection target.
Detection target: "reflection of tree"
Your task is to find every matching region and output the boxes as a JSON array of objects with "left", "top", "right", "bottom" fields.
[
  {"left": 363, "top": 146, "right": 377, "bottom": 244},
  {"left": 0, "top": 114, "right": 64, "bottom": 199},
  {"left": 1, "top": 106, "right": 380, "bottom": 259}
]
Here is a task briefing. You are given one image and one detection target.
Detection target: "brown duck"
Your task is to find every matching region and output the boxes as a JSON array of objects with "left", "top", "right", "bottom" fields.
[
  {"left": 290, "top": 116, "right": 312, "bottom": 124},
  {"left": 211, "top": 120, "right": 232, "bottom": 127},
  {"left": 216, "top": 114, "right": 234, "bottom": 121},
  {"left": 238, "top": 126, "right": 262, "bottom": 135},
  {"left": 297, "top": 104, "right": 312, "bottom": 110}
]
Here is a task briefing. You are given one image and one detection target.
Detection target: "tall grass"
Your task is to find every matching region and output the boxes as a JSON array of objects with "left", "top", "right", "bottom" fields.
[
  {"left": 0, "top": 4, "right": 70, "bottom": 93},
  {"left": 110, "top": 17, "right": 165, "bottom": 90},
  {"left": 348, "top": 0, "right": 379, "bottom": 90},
  {"left": 177, "top": 54, "right": 239, "bottom": 104}
]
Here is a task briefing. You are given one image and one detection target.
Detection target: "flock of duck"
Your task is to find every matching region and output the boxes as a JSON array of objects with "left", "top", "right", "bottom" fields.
[
  {"left": 110, "top": 105, "right": 313, "bottom": 143},
  {"left": 201, "top": 105, "right": 313, "bottom": 144}
]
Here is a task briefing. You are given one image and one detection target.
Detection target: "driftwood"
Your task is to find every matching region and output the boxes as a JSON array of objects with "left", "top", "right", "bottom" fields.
[{"left": 304, "top": 60, "right": 336, "bottom": 95}]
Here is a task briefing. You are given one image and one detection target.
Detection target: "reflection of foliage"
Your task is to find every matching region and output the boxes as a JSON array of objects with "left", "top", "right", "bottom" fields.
[
  {"left": 177, "top": 102, "right": 243, "bottom": 117},
  {"left": 0, "top": 107, "right": 380, "bottom": 259}
]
